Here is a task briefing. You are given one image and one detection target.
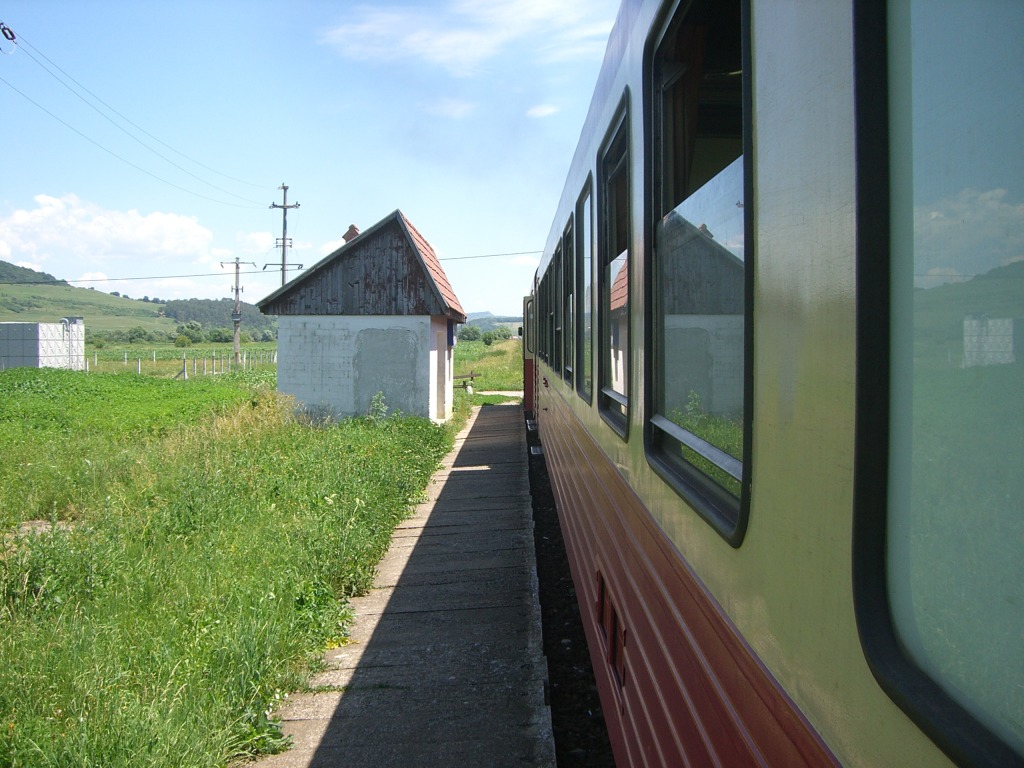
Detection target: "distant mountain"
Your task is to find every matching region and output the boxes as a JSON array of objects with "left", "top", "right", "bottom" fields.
[
  {"left": 464, "top": 312, "right": 522, "bottom": 332},
  {"left": 0, "top": 260, "right": 66, "bottom": 286}
]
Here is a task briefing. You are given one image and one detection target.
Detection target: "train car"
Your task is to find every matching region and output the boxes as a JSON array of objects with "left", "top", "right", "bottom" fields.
[{"left": 523, "top": 1, "right": 1022, "bottom": 766}]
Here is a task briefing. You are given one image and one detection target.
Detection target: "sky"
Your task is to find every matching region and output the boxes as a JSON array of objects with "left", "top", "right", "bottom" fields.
[{"left": 0, "top": 0, "right": 620, "bottom": 317}]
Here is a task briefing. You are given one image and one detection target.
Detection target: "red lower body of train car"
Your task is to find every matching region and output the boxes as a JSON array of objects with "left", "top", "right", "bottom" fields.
[{"left": 537, "top": 389, "right": 838, "bottom": 767}]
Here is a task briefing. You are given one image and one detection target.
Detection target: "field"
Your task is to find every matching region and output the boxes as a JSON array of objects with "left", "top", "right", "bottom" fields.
[
  {"left": 84, "top": 341, "right": 278, "bottom": 377},
  {"left": 0, "top": 368, "right": 457, "bottom": 766},
  {"left": 453, "top": 337, "right": 523, "bottom": 392}
]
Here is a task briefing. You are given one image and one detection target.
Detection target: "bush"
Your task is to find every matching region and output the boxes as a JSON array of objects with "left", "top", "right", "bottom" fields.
[
  {"left": 127, "top": 326, "right": 151, "bottom": 343},
  {"left": 458, "top": 325, "right": 481, "bottom": 341},
  {"left": 174, "top": 335, "right": 192, "bottom": 348},
  {"left": 207, "top": 327, "right": 233, "bottom": 343}
]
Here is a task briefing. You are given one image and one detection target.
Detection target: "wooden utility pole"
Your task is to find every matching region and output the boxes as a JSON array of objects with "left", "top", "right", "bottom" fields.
[
  {"left": 269, "top": 183, "right": 300, "bottom": 287},
  {"left": 222, "top": 257, "right": 256, "bottom": 364}
]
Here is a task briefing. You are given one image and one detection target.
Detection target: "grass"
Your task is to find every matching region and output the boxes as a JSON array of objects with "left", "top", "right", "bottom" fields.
[
  {"left": 0, "top": 368, "right": 454, "bottom": 766},
  {"left": 668, "top": 391, "right": 743, "bottom": 498},
  {"left": 454, "top": 338, "right": 523, "bottom": 392}
]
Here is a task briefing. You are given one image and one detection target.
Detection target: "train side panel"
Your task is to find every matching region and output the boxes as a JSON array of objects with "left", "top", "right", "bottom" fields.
[
  {"left": 538, "top": 384, "right": 838, "bottom": 766},
  {"left": 528, "top": 0, "right": 1021, "bottom": 766}
]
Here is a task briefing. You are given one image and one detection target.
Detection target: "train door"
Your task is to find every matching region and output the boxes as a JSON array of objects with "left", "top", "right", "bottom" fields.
[{"left": 523, "top": 294, "right": 536, "bottom": 419}]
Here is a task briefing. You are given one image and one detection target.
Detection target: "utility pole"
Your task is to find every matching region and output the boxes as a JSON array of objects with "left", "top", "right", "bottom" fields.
[
  {"left": 269, "top": 183, "right": 300, "bottom": 287},
  {"left": 222, "top": 257, "right": 257, "bottom": 365}
]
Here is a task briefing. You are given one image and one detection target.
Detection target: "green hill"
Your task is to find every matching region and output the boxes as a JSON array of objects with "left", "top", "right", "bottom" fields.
[
  {"left": 0, "top": 261, "right": 66, "bottom": 286},
  {"left": 0, "top": 260, "right": 275, "bottom": 340},
  {"left": 914, "top": 260, "right": 1024, "bottom": 366}
]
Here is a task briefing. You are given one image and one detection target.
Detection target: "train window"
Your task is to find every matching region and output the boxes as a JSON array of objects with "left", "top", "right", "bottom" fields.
[
  {"left": 646, "top": 0, "right": 748, "bottom": 538},
  {"left": 599, "top": 102, "right": 631, "bottom": 435},
  {"left": 577, "top": 185, "right": 594, "bottom": 402},
  {"left": 562, "top": 219, "right": 575, "bottom": 385},
  {"left": 856, "top": 3, "right": 1024, "bottom": 765},
  {"left": 552, "top": 243, "right": 563, "bottom": 373},
  {"left": 855, "top": 1, "right": 1024, "bottom": 765},
  {"left": 538, "top": 270, "right": 550, "bottom": 364}
]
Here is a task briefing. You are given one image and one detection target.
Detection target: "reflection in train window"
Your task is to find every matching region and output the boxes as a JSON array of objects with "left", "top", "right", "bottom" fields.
[
  {"left": 599, "top": 104, "right": 631, "bottom": 435},
  {"left": 884, "top": 0, "right": 1024, "bottom": 758},
  {"left": 563, "top": 219, "right": 575, "bottom": 385},
  {"left": 577, "top": 186, "right": 594, "bottom": 402},
  {"left": 648, "top": 0, "right": 747, "bottom": 536},
  {"left": 552, "top": 243, "right": 563, "bottom": 374}
]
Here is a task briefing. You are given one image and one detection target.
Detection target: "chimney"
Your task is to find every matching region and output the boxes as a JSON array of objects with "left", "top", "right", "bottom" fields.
[{"left": 343, "top": 224, "right": 360, "bottom": 243}]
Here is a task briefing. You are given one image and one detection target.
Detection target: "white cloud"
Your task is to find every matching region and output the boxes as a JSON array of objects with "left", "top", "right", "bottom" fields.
[
  {"left": 0, "top": 194, "right": 213, "bottom": 266},
  {"left": 238, "top": 230, "right": 276, "bottom": 253},
  {"left": 913, "top": 187, "right": 1024, "bottom": 287},
  {"left": 321, "top": 0, "right": 615, "bottom": 77},
  {"left": 526, "top": 104, "right": 558, "bottom": 118}
]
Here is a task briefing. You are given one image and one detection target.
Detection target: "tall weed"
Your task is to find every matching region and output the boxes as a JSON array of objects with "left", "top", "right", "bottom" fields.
[{"left": 0, "top": 369, "right": 452, "bottom": 766}]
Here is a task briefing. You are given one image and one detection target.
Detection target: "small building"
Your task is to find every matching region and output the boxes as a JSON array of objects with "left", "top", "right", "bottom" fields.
[
  {"left": 0, "top": 318, "right": 85, "bottom": 371},
  {"left": 258, "top": 210, "right": 466, "bottom": 422}
]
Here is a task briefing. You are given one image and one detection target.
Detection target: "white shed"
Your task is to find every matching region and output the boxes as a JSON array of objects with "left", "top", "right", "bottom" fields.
[{"left": 257, "top": 210, "right": 466, "bottom": 422}]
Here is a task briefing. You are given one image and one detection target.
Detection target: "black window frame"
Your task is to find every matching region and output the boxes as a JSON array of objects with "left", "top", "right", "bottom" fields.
[
  {"left": 562, "top": 217, "right": 575, "bottom": 386},
  {"left": 597, "top": 94, "right": 632, "bottom": 439},
  {"left": 576, "top": 179, "right": 595, "bottom": 404},
  {"left": 642, "top": 0, "right": 752, "bottom": 547}
]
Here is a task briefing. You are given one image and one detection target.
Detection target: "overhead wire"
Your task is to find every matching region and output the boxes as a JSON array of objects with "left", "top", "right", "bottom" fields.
[
  {"left": 0, "top": 21, "right": 267, "bottom": 208},
  {"left": 0, "top": 250, "right": 543, "bottom": 288},
  {"left": 12, "top": 31, "right": 268, "bottom": 193},
  {"left": 0, "top": 74, "right": 263, "bottom": 209},
  {"left": 14, "top": 41, "right": 266, "bottom": 206}
]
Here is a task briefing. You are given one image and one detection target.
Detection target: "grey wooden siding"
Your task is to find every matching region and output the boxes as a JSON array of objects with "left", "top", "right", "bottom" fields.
[{"left": 259, "top": 219, "right": 448, "bottom": 318}]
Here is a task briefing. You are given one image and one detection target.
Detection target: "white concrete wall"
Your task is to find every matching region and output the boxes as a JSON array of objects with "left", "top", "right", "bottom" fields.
[
  {"left": 429, "top": 316, "right": 455, "bottom": 422},
  {"left": 663, "top": 314, "right": 744, "bottom": 417},
  {"left": 277, "top": 315, "right": 433, "bottom": 420},
  {"left": 0, "top": 321, "right": 85, "bottom": 371}
]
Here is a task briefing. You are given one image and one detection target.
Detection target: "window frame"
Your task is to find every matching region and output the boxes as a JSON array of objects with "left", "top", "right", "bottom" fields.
[
  {"left": 576, "top": 179, "right": 595, "bottom": 403},
  {"left": 597, "top": 94, "right": 632, "bottom": 439},
  {"left": 851, "top": 3, "right": 1023, "bottom": 767},
  {"left": 642, "top": 0, "right": 752, "bottom": 547},
  {"left": 562, "top": 218, "right": 575, "bottom": 385}
]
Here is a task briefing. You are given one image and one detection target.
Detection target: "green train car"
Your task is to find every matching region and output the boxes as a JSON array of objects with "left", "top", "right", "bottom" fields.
[{"left": 522, "top": 1, "right": 1023, "bottom": 765}]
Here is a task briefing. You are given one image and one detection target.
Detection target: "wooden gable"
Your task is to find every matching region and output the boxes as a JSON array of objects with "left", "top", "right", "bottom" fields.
[{"left": 258, "top": 210, "right": 466, "bottom": 321}]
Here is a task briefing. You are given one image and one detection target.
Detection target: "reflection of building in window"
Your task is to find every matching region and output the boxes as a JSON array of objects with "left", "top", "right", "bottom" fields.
[
  {"left": 608, "top": 253, "right": 628, "bottom": 395},
  {"left": 658, "top": 211, "right": 744, "bottom": 418},
  {"left": 963, "top": 315, "right": 1022, "bottom": 367}
]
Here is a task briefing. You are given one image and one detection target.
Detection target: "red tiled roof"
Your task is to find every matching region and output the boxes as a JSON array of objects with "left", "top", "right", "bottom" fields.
[{"left": 399, "top": 212, "right": 466, "bottom": 321}]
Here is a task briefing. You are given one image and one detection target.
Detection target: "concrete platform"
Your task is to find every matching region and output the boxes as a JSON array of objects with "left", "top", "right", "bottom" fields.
[{"left": 254, "top": 404, "right": 554, "bottom": 768}]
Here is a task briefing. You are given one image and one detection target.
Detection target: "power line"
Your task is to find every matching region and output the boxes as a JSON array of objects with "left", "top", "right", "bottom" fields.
[
  {"left": 9, "top": 27, "right": 267, "bottom": 192},
  {"left": 0, "top": 250, "right": 543, "bottom": 288},
  {"left": 0, "top": 74, "right": 263, "bottom": 209},
  {"left": 13, "top": 41, "right": 265, "bottom": 206},
  {"left": 439, "top": 250, "right": 541, "bottom": 261}
]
